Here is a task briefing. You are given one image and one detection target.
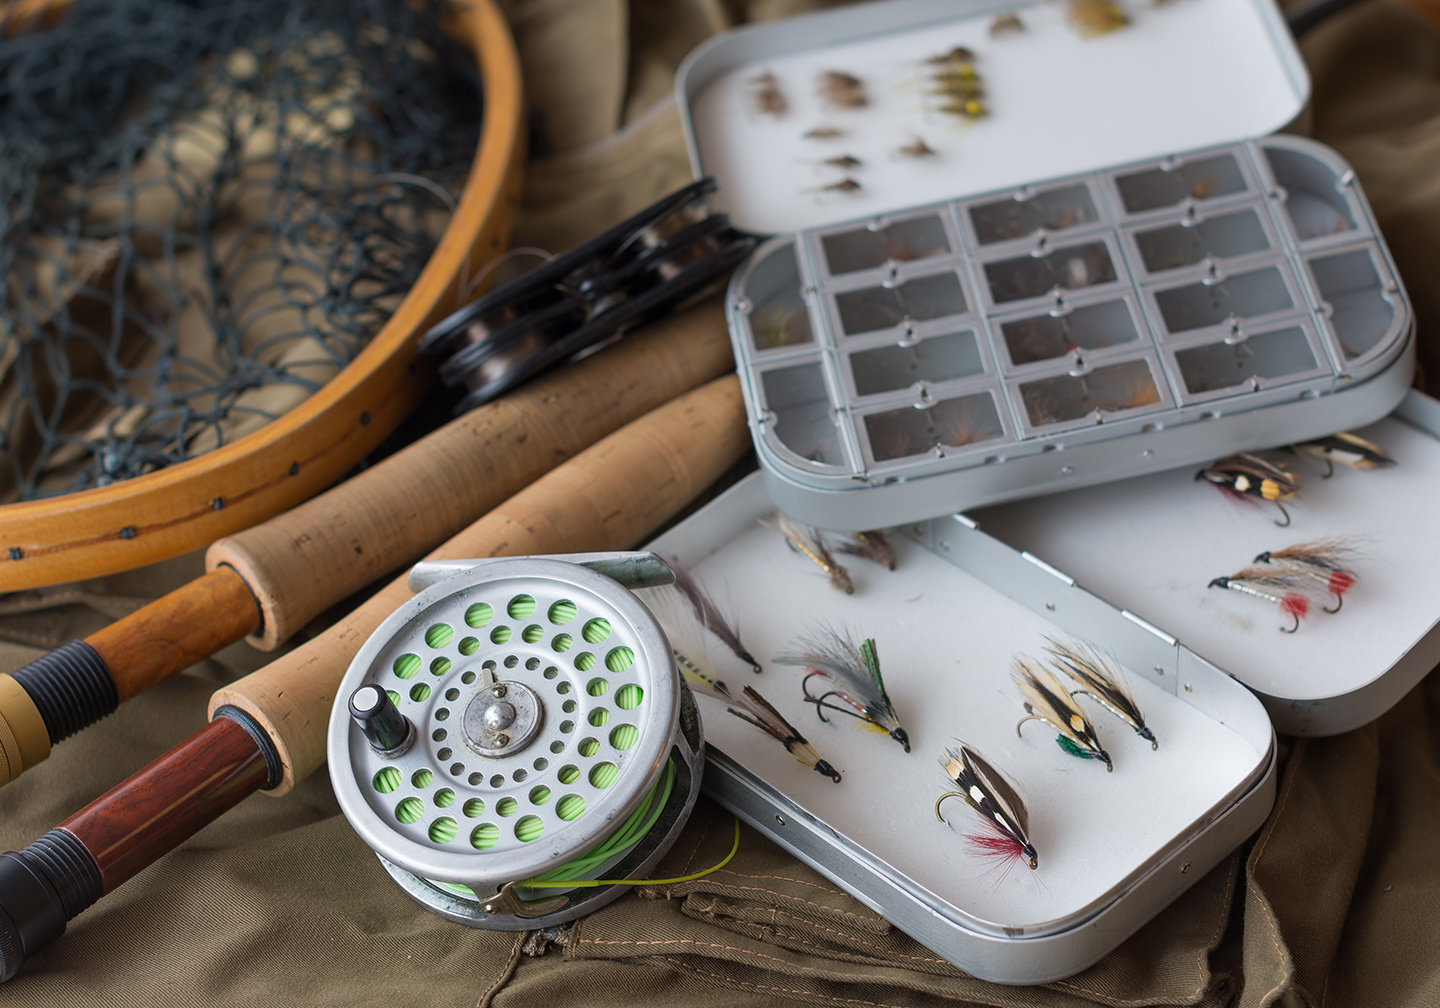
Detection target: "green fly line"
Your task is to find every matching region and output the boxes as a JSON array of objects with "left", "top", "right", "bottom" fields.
[{"left": 432, "top": 757, "right": 740, "bottom": 901}]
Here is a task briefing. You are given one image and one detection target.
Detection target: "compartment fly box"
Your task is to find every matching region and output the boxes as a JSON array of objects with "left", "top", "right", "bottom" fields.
[{"left": 678, "top": 0, "right": 1414, "bottom": 530}]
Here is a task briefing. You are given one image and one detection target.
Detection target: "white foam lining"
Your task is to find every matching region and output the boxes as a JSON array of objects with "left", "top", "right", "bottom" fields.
[
  {"left": 972, "top": 415, "right": 1440, "bottom": 704},
  {"left": 645, "top": 476, "right": 1264, "bottom": 934},
  {"left": 687, "top": 0, "right": 1302, "bottom": 233}
]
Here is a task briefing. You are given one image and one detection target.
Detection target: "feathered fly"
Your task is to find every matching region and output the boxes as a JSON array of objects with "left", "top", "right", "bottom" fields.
[
  {"left": 650, "top": 591, "right": 841, "bottom": 782},
  {"left": 1208, "top": 566, "right": 1313, "bottom": 632},
  {"left": 1253, "top": 539, "right": 1358, "bottom": 613},
  {"left": 1196, "top": 453, "right": 1299, "bottom": 527},
  {"left": 775, "top": 628, "right": 910, "bottom": 751},
  {"left": 762, "top": 514, "right": 855, "bottom": 594},
  {"left": 1044, "top": 638, "right": 1156, "bottom": 749},
  {"left": 1291, "top": 432, "right": 1394, "bottom": 478},
  {"left": 660, "top": 553, "right": 762, "bottom": 671},
  {"left": 936, "top": 743, "right": 1038, "bottom": 872},
  {"left": 1014, "top": 656, "right": 1112, "bottom": 770}
]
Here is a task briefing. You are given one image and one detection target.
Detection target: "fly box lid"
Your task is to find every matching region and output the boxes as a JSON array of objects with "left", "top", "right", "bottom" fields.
[{"left": 676, "top": 0, "right": 1414, "bottom": 531}]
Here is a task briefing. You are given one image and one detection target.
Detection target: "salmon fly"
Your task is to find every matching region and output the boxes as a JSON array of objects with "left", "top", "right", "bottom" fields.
[
  {"left": 652, "top": 592, "right": 841, "bottom": 782},
  {"left": 1253, "top": 539, "right": 1359, "bottom": 613},
  {"left": 936, "top": 743, "right": 1038, "bottom": 872},
  {"left": 1067, "top": 0, "right": 1129, "bottom": 36},
  {"left": 1208, "top": 566, "right": 1313, "bottom": 632},
  {"left": 895, "top": 136, "right": 938, "bottom": 159},
  {"left": 1291, "top": 432, "right": 1395, "bottom": 478},
  {"left": 836, "top": 530, "right": 896, "bottom": 571},
  {"left": 659, "top": 553, "right": 762, "bottom": 671},
  {"left": 762, "top": 514, "right": 855, "bottom": 594},
  {"left": 1196, "top": 453, "right": 1300, "bottom": 527},
  {"left": 750, "top": 71, "right": 787, "bottom": 117},
  {"left": 1014, "top": 656, "right": 1112, "bottom": 770},
  {"left": 818, "top": 70, "right": 867, "bottom": 109},
  {"left": 1044, "top": 638, "right": 1156, "bottom": 749},
  {"left": 776, "top": 629, "right": 911, "bottom": 752}
]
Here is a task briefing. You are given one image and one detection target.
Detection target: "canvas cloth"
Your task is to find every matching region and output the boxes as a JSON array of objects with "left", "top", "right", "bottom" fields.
[{"left": 1, "top": 1, "right": 1439, "bottom": 1005}]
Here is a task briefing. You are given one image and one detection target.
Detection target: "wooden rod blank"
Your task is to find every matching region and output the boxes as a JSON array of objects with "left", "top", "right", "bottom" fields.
[
  {"left": 208, "top": 299, "right": 733, "bottom": 650},
  {"left": 59, "top": 717, "right": 269, "bottom": 893},
  {"left": 209, "top": 373, "right": 749, "bottom": 794},
  {"left": 87, "top": 567, "right": 261, "bottom": 704}
]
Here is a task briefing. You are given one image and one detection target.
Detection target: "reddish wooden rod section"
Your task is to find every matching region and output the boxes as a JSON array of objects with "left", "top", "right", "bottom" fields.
[{"left": 60, "top": 718, "right": 269, "bottom": 893}]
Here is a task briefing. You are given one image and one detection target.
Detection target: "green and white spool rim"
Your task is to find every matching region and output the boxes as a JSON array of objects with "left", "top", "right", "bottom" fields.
[{"left": 328, "top": 557, "right": 679, "bottom": 886}]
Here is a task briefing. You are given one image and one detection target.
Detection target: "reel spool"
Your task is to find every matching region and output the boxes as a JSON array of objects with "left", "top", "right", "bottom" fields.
[
  {"left": 328, "top": 556, "right": 703, "bottom": 929},
  {"left": 417, "top": 177, "right": 757, "bottom": 413}
]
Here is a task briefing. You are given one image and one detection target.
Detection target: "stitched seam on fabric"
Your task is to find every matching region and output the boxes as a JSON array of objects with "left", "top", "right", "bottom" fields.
[
  {"left": 767, "top": 911, "right": 947, "bottom": 965},
  {"left": 1249, "top": 739, "right": 1306, "bottom": 1006},
  {"left": 666, "top": 816, "right": 714, "bottom": 899},
  {"left": 715, "top": 869, "right": 849, "bottom": 897},
  {"left": 474, "top": 931, "right": 525, "bottom": 1008},
  {"left": 653, "top": 956, "right": 1015, "bottom": 1008},
  {"left": 698, "top": 880, "right": 881, "bottom": 923},
  {"left": 720, "top": 914, "right": 950, "bottom": 969},
  {"left": 577, "top": 934, "right": 909, "bottom": 980}
]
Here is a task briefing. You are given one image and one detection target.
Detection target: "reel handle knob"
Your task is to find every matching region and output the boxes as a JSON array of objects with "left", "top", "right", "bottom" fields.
[{"left": 349, "top": 685, "right": 415, "bottom": 757}]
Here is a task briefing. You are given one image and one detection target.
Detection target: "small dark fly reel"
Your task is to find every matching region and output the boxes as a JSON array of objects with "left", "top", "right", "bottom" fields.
[
  {"left": 328, "top": 554, "right": 703, "bottom": 929},
  {"left": 417, "top": 177, "right": 757, "bottom": 413}
]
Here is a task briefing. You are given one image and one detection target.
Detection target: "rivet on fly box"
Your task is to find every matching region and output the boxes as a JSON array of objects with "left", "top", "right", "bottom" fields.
[{"left": 328, "top": 554, "right": 707, "bottom": 930}]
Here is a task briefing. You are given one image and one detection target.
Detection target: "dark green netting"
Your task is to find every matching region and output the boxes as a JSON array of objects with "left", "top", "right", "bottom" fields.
[{"left": 0, "top": 0, "right": 482, "bottom": 500}]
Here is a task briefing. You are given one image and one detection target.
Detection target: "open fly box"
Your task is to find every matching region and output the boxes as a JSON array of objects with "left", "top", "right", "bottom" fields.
[
  {"left": 642, "top": 472, "right": 1276, "bottom": 984},
  {"left": 677, "top": 0, "right": 1414, "bottom": 530}
]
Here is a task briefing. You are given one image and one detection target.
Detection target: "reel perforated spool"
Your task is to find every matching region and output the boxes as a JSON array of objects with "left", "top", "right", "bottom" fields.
[{"left": 328, "top": 556, "right": 703, "bottom": 930}]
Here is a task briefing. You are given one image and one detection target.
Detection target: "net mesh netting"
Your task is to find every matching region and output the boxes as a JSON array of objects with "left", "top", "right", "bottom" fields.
[{"left": 0, "top": 0, "right": 483, "bottom": 501}]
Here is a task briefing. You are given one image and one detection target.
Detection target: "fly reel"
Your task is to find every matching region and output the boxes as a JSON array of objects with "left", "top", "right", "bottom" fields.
[
  {"left": 328, "top": 554, "right": 703, "bottom": 930},
  {"left": 417, "top": 177, "right": 757, "bottom": 413}
]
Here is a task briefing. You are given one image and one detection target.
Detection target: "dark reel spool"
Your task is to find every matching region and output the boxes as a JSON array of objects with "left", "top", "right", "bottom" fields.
[{"left": 419, "top": 178, "right": 757, "bottom": 414}]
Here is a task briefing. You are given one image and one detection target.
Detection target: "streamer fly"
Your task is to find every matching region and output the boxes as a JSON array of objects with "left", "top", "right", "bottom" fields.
[
  {"left": 776, "top": 628, "right": 911, "bottom": 752},
  {"left": 936, "top": 743, "right": 1038, "bottom": 872},
  {"left": 1014, "top": 656, "right": 1112, "bottom": 770},
  {"left": 1044, "top": 638, "right": 1156, "bottom": 749}
]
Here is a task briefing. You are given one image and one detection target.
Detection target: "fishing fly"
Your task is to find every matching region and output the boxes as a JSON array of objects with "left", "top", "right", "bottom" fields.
[
  {"left": 1196, "top": 453, "right": 1300, "bottom": 527},
  {"left": 749, "top": 71, "right": 787, "bottom": 117},
  {"left": 1067, "top": 0, "right": 1130, "bottom": 36},
  {"left": 659, "top": 553, "right": 762, "bottom": 671},
  {"left": 761, "top": 514, "right": 855, "bottom": 594},
  {"left": 648, "top": 591, "right": 841, "bottom": 782},
  {"left": 1291, "top": 432, "right": 1395, "bottom": 478},
  {"left": 836, "top": 530, "right": 896, "bottom": 571},
  {"left": 894, "top": 136, "right": 938, "bottom": 159},
  {"left": 1014, "top": 656, "right": 1112, "bottom": 770},
  {"left": 775, "top": 628, "right": 911, "bottom": 752},
  {"left": 1044, "top": 638, "right": 1156, "bottom": 750},
  {"left": 818, "top": 70, "right": 868, "bottom": 109},
  {"left": 936, "top": 743, "right": 1038, "bottom": 872},
  {"left": 803, "top": 124, "right": 846, "bottom": 140},
  {"left": 1253, "top": 539, "right": 1359, "bottom": 613},
  {"left": 990, "top": 11, "right": 1025, "bottom": 35},
  {"left": 1208, "top": 567, "right": 1312, "bottom": 632},
  {"left": 925, "top": 47, "right": 986, "bottom": 121}
]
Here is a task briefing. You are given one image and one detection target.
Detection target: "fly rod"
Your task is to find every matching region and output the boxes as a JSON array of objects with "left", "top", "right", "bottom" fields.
[
  {"left": 0, "top": 301, "right": 733, "bottom": 789},
  {"left": 0, "top": 373, "right": 749, "bottom": 981}
]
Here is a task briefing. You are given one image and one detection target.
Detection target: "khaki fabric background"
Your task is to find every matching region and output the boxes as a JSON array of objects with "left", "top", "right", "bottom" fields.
[{"left": 2, "top": 1, "right": 1439, "bottom": 1005}]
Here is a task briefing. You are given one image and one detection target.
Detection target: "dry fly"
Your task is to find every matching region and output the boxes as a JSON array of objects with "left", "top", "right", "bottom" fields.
[
  {"left": 762, "top": 514, "right": 855, "bottom": 594},
  {"left": 1014, "top": 655, "right": 1112, "bottom": 770},
  {"left": 1208, "top": 566, "right": 1314, "bottom": 632},
  {"left": 895, "top": 136, "right": 938, "bottom": 159},
  {"left": 990, "top": 11, "right": 1026, "bottom": 35},
  {"left": 816, "top": 178, "right": 862, "bottom": 195},
  {"left": 836, "top": 530, "right": 896, "bottom": 571},
  {"left": 1067, "top": 0, "right": 1130, "bottom": 36},
  {"left": 1196, "top": 453, "right": 1300, "bottom": 527},
  {"left": 936, "top": 743, "right": 1038, "bottom": 872},
  {"left": 1253, "top": 539, "right": 1359, "bottom": 613},
  {"left": 652, "top": 592, "right": 841, "bottom": 781},
  {"left": 803, "top": 124, "right": 847, "bottom": 140},
  {"left": 776, "top": 628, "right": 911, "bottom": 752},
  {"left": 749, "top": 71, "right": 787, "bottom": 117},
  {"left": 659, "top": 553, "right": 761, "bottom": 671},
  {"left": 821, "top": 154, "right": 863, "bottom": 170},
  {"left": 818, "top": 70, "right": 867, "bottom": 109},
  {"left": 1291, "top": 432, "right": 1395, "bottom": 478},
  {"left": 1044, "top": 638, "right": 1156, "bottom": 749}
]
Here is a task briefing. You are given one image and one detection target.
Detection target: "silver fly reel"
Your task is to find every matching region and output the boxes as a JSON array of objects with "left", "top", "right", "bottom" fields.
[{"left": 328, "top": 553, "right": 703, "bottom": 930}]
